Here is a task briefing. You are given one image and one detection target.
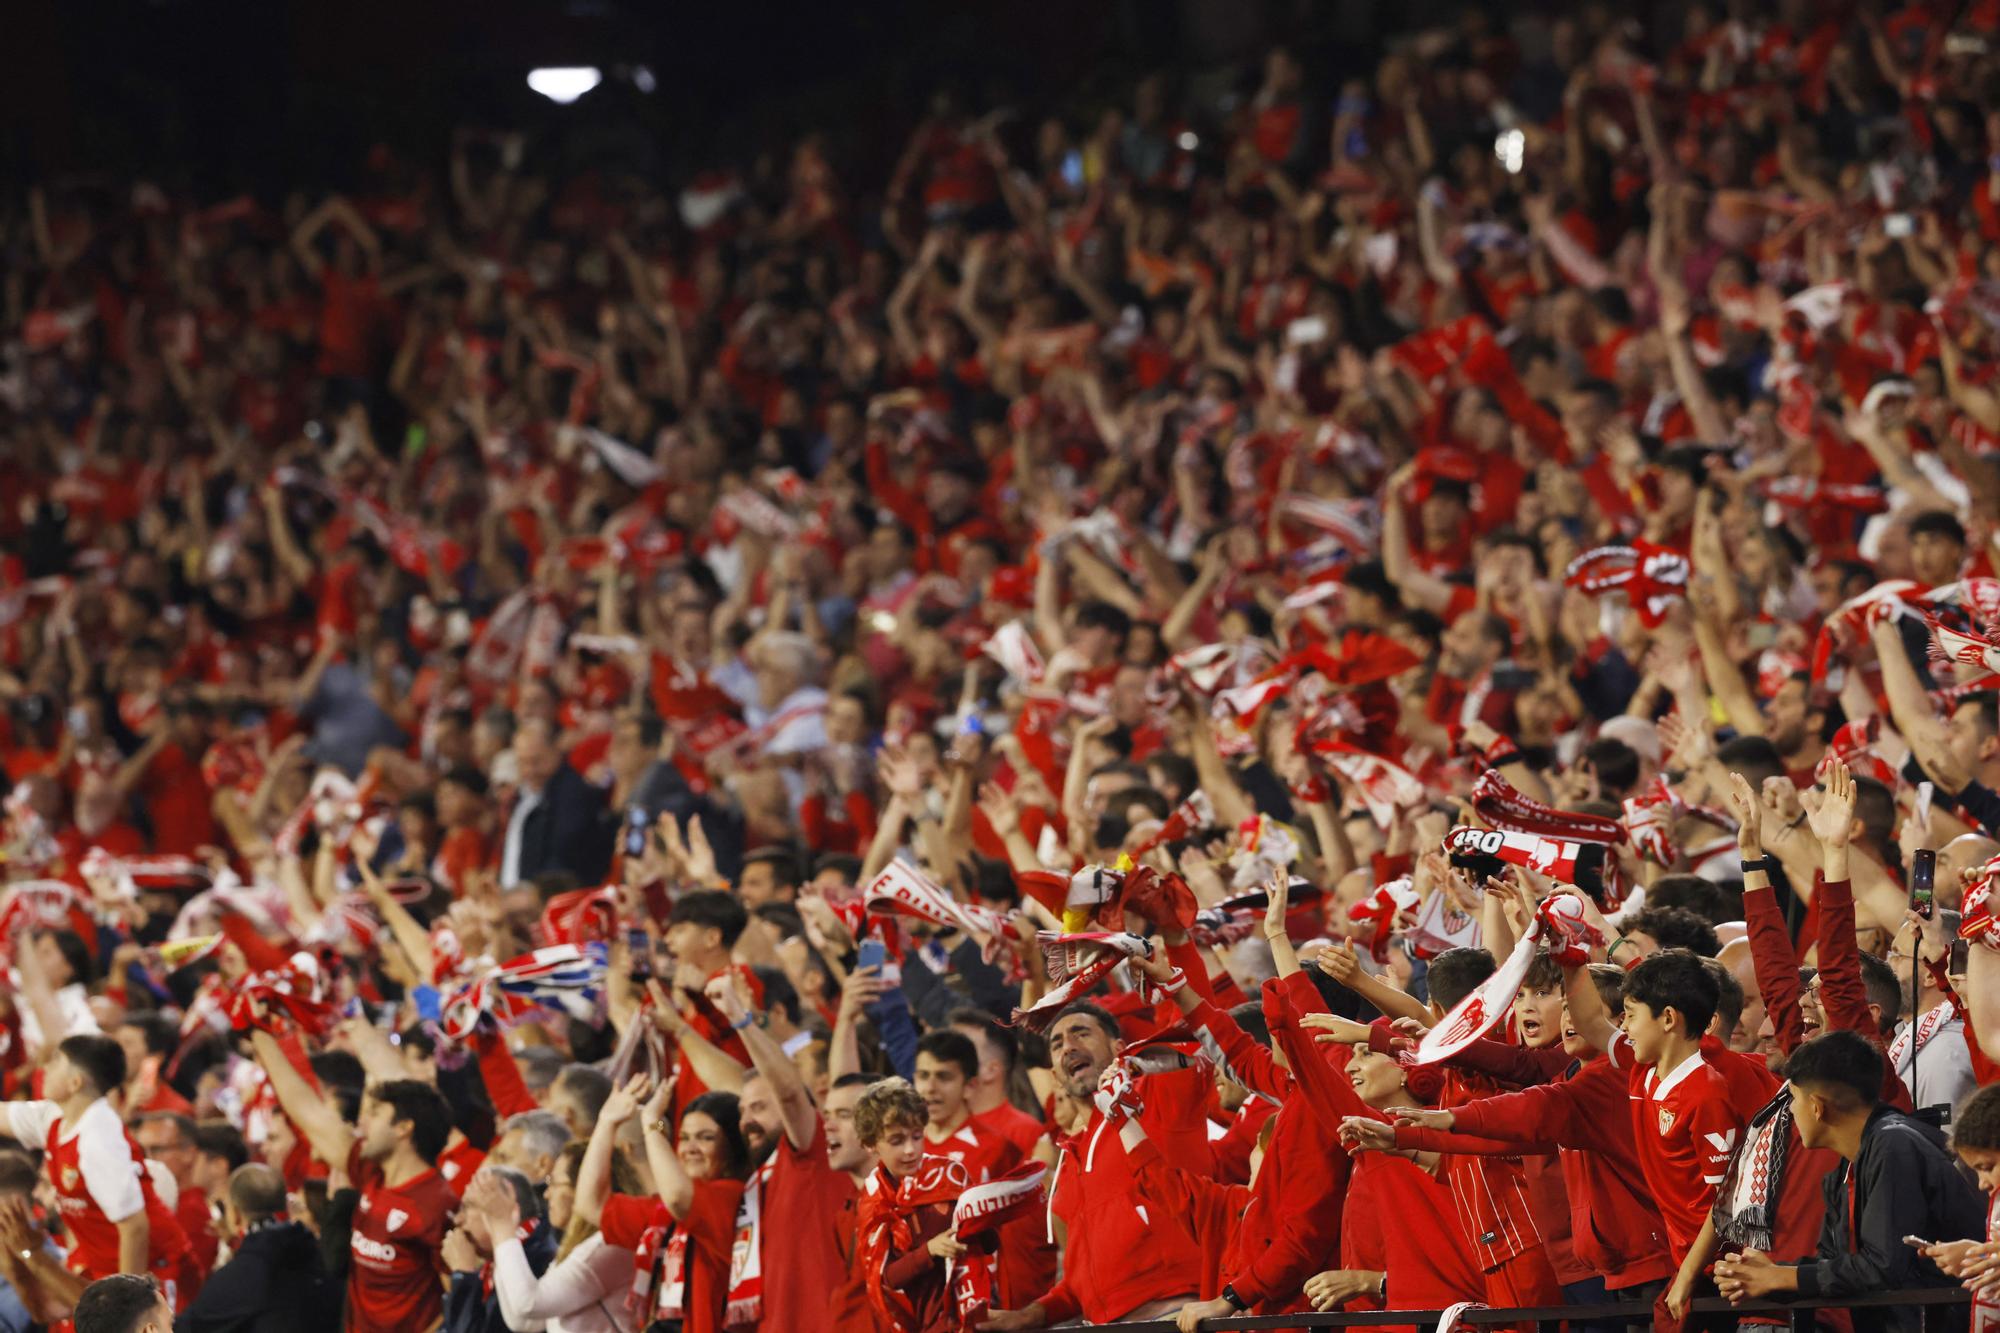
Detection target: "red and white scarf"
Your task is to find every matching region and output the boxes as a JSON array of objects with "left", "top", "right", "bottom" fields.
[
  {"left": 1889, "top": 998, "right": 1960, "bottom": 1071},
  {"left": 949, "top": 1161, "right": 1049, "bottom": 1327},
  {"left": 864, "top": 860, "right": 1012, "bottom": 951},
  {"left": 1564, "top": 541, "right": 1691, "bottom": 627},
  {"left": 856, "top": 1158, "right": 970, "bottom": 1333},
  {"left": 632, "top": 1164, "right": 768, "bottom": 1330},
  {"left": 1012, "top": 932, "right": 1152, "bottom": 1031},
  {"left": 1469, "top": 769, "right": 1625, "bottom": 845}
]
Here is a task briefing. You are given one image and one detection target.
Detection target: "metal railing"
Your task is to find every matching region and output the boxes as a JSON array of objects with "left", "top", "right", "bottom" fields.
[{"left": 1040, "top": 1286, "right": 1971, "bottom": 1331}]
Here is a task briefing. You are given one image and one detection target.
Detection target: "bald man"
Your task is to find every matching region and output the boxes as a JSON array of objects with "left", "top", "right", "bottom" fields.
[
  {"left": 1938, "top": 833, "right": 1999, "bottom": 912},
  {"left": 176, "top": 1164, "right": 336, "bottom": 1333}
]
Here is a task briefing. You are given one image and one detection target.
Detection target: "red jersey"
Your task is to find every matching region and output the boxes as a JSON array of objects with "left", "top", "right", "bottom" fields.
[
  {"left": 1606, "top": 1032, "right": 1747, "bottom": 1259},
  {"left": 923, "top": 1116, "right": 1021, "bottom": 1185},
  {"left": 437, "top": 1136, "right": 485, "bottom": 1199},
  {"left": 345, "top": 1142, "right": 457, "bottom": 1333},
  {"left": 4, "top": 1099, "right": 190, "bottom": 1293},
  {"left": 970, "top": 1101, "right": 1047, "bottom": 1161},
  {"left": 760, "top": 1117, "right": 860, "bottom": 1333}
]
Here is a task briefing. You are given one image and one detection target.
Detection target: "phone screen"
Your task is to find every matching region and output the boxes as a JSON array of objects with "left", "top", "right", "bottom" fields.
[{"left": 1911, "top": 849, "right": 1936, "bottom": 919}]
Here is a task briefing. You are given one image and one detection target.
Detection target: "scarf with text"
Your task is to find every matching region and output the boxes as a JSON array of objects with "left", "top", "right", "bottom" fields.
[
  {"left": 857, "top": 1158, "right": 971, "bottom": 1333},
  {"left": 949, "top": 1161, "right": 1050, "bottom": 1327}
]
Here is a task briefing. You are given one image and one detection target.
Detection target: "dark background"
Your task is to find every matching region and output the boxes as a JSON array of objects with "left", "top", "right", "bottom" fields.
[{"left": 0, "top": 0, "right": 1417, "bottom": 194}]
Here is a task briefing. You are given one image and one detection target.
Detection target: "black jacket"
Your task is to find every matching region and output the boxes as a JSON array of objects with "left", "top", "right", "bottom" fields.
[
  {"left": 507, "top": 762, "right": 610, "bottom": 886},
  {"left": 442, "top": 1219, "right": 559, "bottom": 1333},
  {"left": 1796, "top": 1107, "right": 1986, "bottom": 1333},
  {"left": 174, "top": 1221, "right": 339, "bottom": 1333}
]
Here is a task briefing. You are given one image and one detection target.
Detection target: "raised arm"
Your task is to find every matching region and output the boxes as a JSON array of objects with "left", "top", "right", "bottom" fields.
[
  {"left": 645, "top": 980, "right": 745, "bottom": 1094},
  {"left": 575, "top": 1072, "right": 648, "bottom": 1227},
  {"left": 249, "top": 1029, "right": 355, "bottom": 1168},
  {"left": 707, "top": 975, "right": 817, "bottom": 1153},
  {"left": 1561, "top": 956, "right": 1618, "bottom": 1057},
  {"left": 637, "top": 1080, "right": 694, "bottom": 1219}
]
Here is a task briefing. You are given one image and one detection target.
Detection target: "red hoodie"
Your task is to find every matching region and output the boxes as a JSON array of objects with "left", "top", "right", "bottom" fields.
[
  {"left": 1404, "top": 1051, "right": 1677, "bottom": 1290},
  {"left": 1184, "top": 975, "right": 1349, "bottom": 1313},
  {"left": 1030, "top": 942, "right": 1219, "bottom": 1325},
  {"left": 1268, "top": 974, "right": 1483, "bottom": 1325},
  {"left": 1034, "top": 1062, "right": 1214, "bottom": 1323}
]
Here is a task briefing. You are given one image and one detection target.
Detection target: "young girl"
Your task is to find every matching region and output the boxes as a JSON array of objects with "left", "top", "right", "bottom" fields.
[
  {"left": 853, "top": 1077, "right": 977, "bottom": 1333},
  {"left": 1926, "top": 1084, "right": 2000, "bottom": 1331}
]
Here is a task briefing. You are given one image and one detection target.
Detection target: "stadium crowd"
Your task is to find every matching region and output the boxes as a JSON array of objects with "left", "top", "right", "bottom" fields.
[{"left": 8, "top": 1, "right": 2000, "bottom": 1331}]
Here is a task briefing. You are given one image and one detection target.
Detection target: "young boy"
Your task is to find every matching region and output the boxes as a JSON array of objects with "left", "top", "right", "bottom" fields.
[
  {"left": 1563, "top": 951, "right": 1747, "bottom": 1266},
  {"left": 1924, "top": 1083, "right": 2000, "bottom": 1330},
  {"left": 1711, "top": 1031, "right": 1984, "bottom": 1333},
  {"left": 854, "top": 1077, "right": 978, "bottom": 1333}
]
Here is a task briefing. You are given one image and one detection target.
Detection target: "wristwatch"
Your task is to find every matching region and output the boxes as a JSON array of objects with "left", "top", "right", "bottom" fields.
[{"left": 1219, "top": 1284, "right": 1248, "bottom": 1312}]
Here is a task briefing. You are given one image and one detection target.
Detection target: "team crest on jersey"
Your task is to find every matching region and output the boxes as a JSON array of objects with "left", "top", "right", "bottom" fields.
[
  {"left": 1658, "top": 1108, "right": 1676, "bottom": 1135},
  {"left": 386, "top": 1209, "right": 409, "bottom": 1233},
  {"left": 59, "top": 1164, "right": 78, "bottom": 1192}
]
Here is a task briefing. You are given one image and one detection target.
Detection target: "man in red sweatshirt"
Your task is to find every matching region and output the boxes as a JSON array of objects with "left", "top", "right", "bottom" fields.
[
  {"left": 975, "top": 991, "right": 1213, "bottom": 1329},
  {"left": 1132, "top": 887, "right": 1348, "bottom": 1326}
]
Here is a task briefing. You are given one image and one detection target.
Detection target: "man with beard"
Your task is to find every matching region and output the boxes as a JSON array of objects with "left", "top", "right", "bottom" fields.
[
  {"left": 977, "top": 996, "right": 1214, "bottom": 1329},
  {"left": 706, "top": 975, "right": 872, "bottom": 1333}
]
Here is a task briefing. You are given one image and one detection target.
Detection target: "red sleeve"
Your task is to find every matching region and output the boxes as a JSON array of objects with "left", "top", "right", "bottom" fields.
[
  {"left": 1812, "top": 878, "right": 1875, "bottom": 1040},
  {"left": 1267, "top": 975, "right": 1375, "bottom": 1138},
  {"left": 473, "top": 1027, "right": 540, "bottom": 1119},
  {"left": 1188, "top": 997, "right": 1292, "bottom": 1101},
  {"left": 1444, "top": 1038, "right": 1572, "bottom": 1087},
  {"left": 879, "top": 1206, "right": 949, "bottom": 1292},
  {"left": 1744, "top": 884, "right": 1806, "bottom": 1054},
  {"left": 1127, "top": 1134, "right": 1250, "bottom": 1219},
  {"left": 1395, "top": 1124, "right": 1559, "bottom": 1156},
  {"left": 1210, "top": 1100, "right": 1275, "bottom": 1186},
  {"left": 1164, "top": 938, "right": 1215, "bottom": 1003},
  {"left": 600, "top": 1193, "right": 660, "bottom": 1251},
  {"left": 1448, "top": 1072, "right": 1589, "bottom": 1150},
  {"left": 1683, "top": 1086, "right": 1743, "bottom": 1196}
]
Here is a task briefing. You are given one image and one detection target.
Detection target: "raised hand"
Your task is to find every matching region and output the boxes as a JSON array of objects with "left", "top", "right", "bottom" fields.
[
  {"left": 603, "top": 1072, "right": 653, "bottom": 1126},
  {"left": 1316, "top": 939, "right": 1363, "bottom": 987},
  {"left": 1807, "top": 758, "right": 1855, "bottom": 849},
  {"left": 1298, "top": 1011, "right": 1372, "bottom": 1044},
  {"left": 1262, "top": 872, "right": 1291, "bottom": 941},
  {"left": 1726, "top": 772, "right": 1763, "bottom": 856}
]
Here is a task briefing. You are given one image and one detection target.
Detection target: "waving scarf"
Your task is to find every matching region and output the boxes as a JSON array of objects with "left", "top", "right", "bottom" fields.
[
  {"left": 1415, "top": 894, "right": 1596, "bottom": 1065},
  {"left": 1012, "top": 932, "right": 1153, "bottom": 1031},
  {"left": 223, "top": 952, "right": 335, "bottom": 1039},
  {"left": 864, "top": 860, "right": 1012, "bottom": 952},
  {"left": 438, "top": 943, "right": 608, "bottom": 1042},
  {"left": 1564, "top": 541, "right": 1691, "bottom": 627},
  {"left": 1469, "top": 769, "right": 1626, "bottom": 845},
  {"left": 857, "top": 1158, "right": 971, "bottom": 1333},
  {"left": 1445, "top": 824, "right": 1620, "bottom": 908}
]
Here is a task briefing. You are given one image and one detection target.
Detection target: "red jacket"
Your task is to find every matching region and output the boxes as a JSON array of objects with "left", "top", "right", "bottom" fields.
[
  {"left": 1187, "top": 976, "right": 1349, "bottom": 1313},
  {"left": 1426, "top": 1053, "right": 1676, "bottom": 1290},
  {"left": 1268, "top": 973, "right": 1483, "bottom": 1321},
  {"left": 1036, "top": 1064, "right": 1213, "bottom": 1324},
  {"left": 1127, "top": 1135, "right": 1248, "bottom": 1305},
  {"left": 1033, "top": 941, "right": 1220, "bottom": 1325}
]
